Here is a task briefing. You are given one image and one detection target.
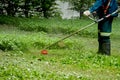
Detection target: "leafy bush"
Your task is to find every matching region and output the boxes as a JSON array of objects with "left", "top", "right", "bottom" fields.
[
  {"left": 0, "top": 16, "right": 19, "bottom": 25},
  {"left": 0, "top": 36, "right": 27, "bottom": 51},
  {"left": 0, "top": 16, "right": 98, "bottom": 38}
]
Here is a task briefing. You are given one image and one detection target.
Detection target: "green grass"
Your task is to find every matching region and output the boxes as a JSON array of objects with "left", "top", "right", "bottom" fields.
[
  {"left": 0, "top": 49, "right": 120, "bottom": 80},
  {"left": 0, "top": 17, "right": 120, "bottom": 80},
  {"left": 0, "top": 15, "right": 98, "bottom": 37}
]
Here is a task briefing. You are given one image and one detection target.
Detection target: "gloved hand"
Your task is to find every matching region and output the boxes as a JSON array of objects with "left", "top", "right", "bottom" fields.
[{"left": 83, "top": 10, "right": 91, "bottom": 16}]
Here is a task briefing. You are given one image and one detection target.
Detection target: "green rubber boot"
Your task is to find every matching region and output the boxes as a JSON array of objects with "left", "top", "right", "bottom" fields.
[{"left": 102, "top": 42, "right": 111, "bottom": 55}]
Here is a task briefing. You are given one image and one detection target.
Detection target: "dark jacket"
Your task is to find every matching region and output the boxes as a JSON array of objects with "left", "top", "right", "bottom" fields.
[{"left": 89, "top": 0, "right": 118, "bottom": 17}]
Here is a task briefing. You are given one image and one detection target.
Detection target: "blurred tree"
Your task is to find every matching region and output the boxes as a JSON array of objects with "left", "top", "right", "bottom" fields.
[
  {"left": 24, "top": 0, "right": 31, "bottom": 18},
  {"left": 40, "top": 0, "right": 58, "bottom": 18},
  {"left": 0, "top": 0, "right": 19, "bottom": 16},
  {"left": 0, "top": 0, "right": 59, "bottom": 18}
]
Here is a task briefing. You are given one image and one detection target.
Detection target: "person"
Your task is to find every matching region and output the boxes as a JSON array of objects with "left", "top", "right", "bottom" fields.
[{"left": 83, "top": 0, "right": 118, "bottom": 55}]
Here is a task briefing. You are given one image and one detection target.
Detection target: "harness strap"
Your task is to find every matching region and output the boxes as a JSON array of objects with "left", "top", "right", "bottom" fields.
[{"left": 103, "top": 0, "right": 111, "bottom": 14}]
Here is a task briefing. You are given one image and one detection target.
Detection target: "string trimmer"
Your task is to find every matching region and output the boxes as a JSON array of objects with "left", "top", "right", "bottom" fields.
[{"left": 41, "top": 9, "right": 119, "bottom": 54}]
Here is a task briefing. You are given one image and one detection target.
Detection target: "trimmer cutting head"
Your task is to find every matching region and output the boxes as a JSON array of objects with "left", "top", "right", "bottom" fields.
[{"left": 41, "top": 49, "right": 48, "bottom": 55}]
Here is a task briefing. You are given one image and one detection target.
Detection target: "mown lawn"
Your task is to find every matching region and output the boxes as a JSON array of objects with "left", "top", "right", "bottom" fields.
[{"left": 0, "top": 17, "right": 120, "bottom": 80}]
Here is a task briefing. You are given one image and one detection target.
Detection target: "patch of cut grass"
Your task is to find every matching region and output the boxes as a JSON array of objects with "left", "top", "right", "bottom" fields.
[{"left": 0, "top": 49, "right": 120, "bottom": 80}]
